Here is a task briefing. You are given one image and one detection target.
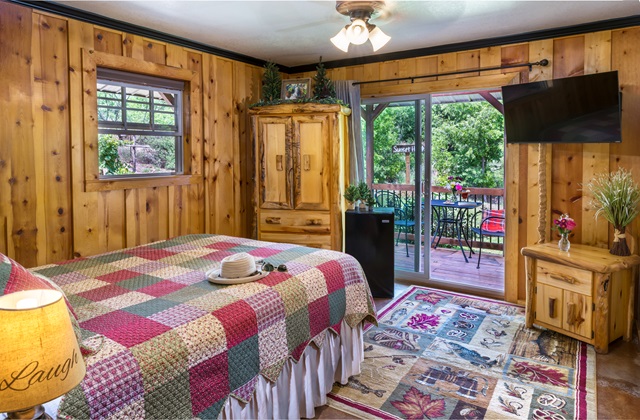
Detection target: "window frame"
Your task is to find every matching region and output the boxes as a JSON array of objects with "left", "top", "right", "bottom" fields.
[
  {"left": 97, "top": 71, "right": 184, "bottom": 178},
  {"left": 81, "top": 49, "right": 201, "bottom": 192}
]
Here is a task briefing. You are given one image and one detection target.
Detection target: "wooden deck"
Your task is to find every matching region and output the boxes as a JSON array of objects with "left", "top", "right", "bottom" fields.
[{"left": 393, "top": 243, "right": 504, "bottom": 292}]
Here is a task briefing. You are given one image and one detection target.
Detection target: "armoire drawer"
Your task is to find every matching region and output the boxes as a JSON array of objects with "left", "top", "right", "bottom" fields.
[
  {"left": 259, "top": 232, "right": 332, "bottom": 249},
  {"left": 259, "top": 210, "right": 331, "bottom": 234}
]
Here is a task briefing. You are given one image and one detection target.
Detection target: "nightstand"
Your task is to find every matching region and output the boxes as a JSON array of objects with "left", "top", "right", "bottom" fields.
[{"left": 521, "top": 243, "right": 640, "bottom": 353}]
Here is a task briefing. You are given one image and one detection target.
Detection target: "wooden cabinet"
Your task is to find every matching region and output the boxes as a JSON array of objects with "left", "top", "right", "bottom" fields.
[
  {"left": 533, "top": 259, "right": 593, "bottom": 338},
  {"left": 522, "top": 243, "right": 640, "bottom": 353},
  {"left": 250, "top": 104, "right": 349, "bottom": 251}
]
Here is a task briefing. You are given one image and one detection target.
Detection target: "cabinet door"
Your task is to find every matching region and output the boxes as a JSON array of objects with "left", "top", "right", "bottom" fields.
[
  {"left": 563, "top": 290, "right": 592, "bottom": 339},
  {"left": 257, "top": 117, "right": 293, "bottom": 209},
  {"left": 292, "top": 115, "right": 331, "bottom": 211},
  {"left": 535, "top": 283, "right": 563, "bottom": 329}
]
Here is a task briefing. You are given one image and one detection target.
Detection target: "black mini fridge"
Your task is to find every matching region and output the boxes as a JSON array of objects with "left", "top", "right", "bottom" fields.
[{"left": 345, "top": 209, "right": 395, "bottom": 298}]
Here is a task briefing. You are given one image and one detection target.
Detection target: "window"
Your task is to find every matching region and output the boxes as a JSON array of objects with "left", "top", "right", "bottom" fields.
[{"left": 96, "top": 68, "right": 184, "bottom": 178}]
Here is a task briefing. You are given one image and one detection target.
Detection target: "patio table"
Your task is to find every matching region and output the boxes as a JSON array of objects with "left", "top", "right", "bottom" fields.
[{"left": 430, "top": 199, "right": 482, "bottom": 263}]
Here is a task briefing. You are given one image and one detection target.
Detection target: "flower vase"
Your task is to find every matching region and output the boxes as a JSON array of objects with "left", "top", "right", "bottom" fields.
[
  {"left": 558, "top": 233, "right": 570, "bottom": 252},
  {"left": 610, "top": 225, "right": 631, "bottom": 256}
]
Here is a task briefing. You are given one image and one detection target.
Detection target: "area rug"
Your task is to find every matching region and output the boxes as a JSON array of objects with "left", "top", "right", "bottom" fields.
[{"left": 328, "top": 286, "right": 596, "bottom": 419}]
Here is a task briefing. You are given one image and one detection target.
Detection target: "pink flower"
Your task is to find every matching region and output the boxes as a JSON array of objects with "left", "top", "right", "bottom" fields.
[
  {"left": 553, "top": 214, "right": 576, "bottom": 235},
  {"left": 565, "top": 218, "right": 576, "bottom": 230},
  {"left": 455, "top": 184, "right": 462, "bottom": 191}
]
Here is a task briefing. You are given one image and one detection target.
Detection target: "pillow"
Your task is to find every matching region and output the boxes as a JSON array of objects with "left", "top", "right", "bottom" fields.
[
  {"left": 480, "top": 209, "right": 505, "bottom": 233},
  {"left": 0, "top": 253, "right": 77, "bottom": 315},
  {"left": 0, "top": 253, "right": 83, "bottom": 347}
]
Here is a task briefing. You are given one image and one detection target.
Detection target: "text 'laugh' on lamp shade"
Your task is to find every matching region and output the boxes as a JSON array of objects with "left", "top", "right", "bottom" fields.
[{"left": 0, "top": 289, "right": 86, "bottom": 418}]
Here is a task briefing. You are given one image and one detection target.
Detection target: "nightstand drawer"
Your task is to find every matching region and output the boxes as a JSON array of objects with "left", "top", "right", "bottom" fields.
[{"left": 536, "top": 260, "right": 592, "bottom": 296}]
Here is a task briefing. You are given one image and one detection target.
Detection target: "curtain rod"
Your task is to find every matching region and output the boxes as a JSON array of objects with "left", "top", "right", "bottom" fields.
[{"left": 352, "top": 59, "right": 549, "bottom": 86}]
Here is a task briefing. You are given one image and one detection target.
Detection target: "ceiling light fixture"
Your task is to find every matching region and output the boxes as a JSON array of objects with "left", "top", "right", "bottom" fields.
[{"left": 331, "top": 1, "right": 391, "bottom": 52}]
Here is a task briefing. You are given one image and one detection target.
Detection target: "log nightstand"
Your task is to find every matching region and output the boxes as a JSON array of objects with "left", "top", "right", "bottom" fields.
[{"left": 522, "top": 243, "right": 640, "bottom": 354}]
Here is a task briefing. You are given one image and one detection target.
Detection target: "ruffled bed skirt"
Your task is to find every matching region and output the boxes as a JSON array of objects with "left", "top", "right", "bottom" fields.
[
  {"left": 221, "top": 319, "right": 364, "bottom": 419},
  {"left": 38, "top": 320, "right": 364, "bottom": 420}
]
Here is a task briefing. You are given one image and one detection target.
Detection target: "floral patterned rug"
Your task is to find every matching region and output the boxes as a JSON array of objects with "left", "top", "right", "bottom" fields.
[{"left": 328, "top": 286, "right": 596, "bottom": 419}]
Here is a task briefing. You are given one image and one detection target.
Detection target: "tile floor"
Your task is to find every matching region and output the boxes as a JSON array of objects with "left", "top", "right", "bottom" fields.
[{"left": 315, "top": 282, "right": 640, "bottom": 419}]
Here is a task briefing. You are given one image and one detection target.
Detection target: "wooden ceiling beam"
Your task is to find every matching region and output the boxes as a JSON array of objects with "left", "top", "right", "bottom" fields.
[{"left": 478, "top": 91, "right": 504, "bottom": 114}]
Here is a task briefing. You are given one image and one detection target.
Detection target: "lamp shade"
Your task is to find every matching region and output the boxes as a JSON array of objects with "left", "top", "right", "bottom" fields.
[
  {"left": 330, "top": 27, "right": 350, "bottom": 52},
  {"left": 369, "top": 26, "right": 391, "bottom": 52},
  {"left": 346, "top": 19, "right": 369, "bottom": 45},
  {"left": 0, "top": 289, "right": 86, "bottom": 413}
]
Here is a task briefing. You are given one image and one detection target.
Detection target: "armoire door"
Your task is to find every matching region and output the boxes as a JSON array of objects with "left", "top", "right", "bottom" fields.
[
  {"left": 292, "top": 115, "right": 331, "bottom": 211},
  {"left": 257, "top": 116, "right": 293, "bottom": 209}
]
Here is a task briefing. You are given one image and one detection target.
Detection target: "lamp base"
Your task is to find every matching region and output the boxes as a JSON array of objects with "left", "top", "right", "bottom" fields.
[{"left": 6, "top": 405, "right": 52, "bottom": 420}]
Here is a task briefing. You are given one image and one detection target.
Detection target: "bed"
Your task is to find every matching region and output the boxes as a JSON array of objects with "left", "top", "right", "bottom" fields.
[{"left": 20, "top": 234, "right": 377, "bottom": 419}]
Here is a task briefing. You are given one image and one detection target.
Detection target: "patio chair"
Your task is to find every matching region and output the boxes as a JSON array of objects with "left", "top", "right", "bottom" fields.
[
  {"left": 471, "top": 208, "right": 505, "bottom": 269},
  {"left": 375, "top": 190, "right": 416, "bottom": 257}
]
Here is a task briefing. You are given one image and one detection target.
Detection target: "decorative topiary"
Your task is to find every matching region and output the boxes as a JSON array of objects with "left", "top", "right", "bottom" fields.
[
  {"left": 313, "top": 57, "right": 336, "bottom": 100},
  {"left": 250, "top": 58, "right": 346, "bottom": 108},
  {"left": 344, "top": 184, "right": 359, "bottom": 204},
  {"left": 357, "top": 182, "right": 370, "bottom": 202},
  {"left": 261, "top": 61, "right": 281, "bottom": 103}
]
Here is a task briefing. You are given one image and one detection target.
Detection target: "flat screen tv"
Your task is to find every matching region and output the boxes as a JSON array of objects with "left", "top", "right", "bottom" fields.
[{"left": 502, "top": 71, "right": 621, "bottom": 143}]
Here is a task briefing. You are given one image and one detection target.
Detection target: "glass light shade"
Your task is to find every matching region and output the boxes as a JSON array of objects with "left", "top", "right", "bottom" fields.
[
  {"left": 346, "top": 19, "right": 369, "bottom": 45},
  {"left": 369, "top": 26, "right": 391, "bottom": 52},
  {"left": 330, "top": 27, "right": 350, "bottom": 52},
  {"left": 0, "top": 289, "right": 86, "bottom": 414}
]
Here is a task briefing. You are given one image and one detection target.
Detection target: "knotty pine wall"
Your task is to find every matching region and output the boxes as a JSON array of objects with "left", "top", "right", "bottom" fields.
[
  {"left": 1, "top": 0, "right": 639, "bottom": 304},
  {"left": 294, "top": 27, "right": 640, "bottom": 303},
  {"left": 0, "top": 2, "right": 261, "bottom": 267}
]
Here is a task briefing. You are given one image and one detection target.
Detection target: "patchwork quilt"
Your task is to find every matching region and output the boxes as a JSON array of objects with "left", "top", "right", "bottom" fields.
[{"left": 29, "top": 234, "right": 376, "bottom": 419}]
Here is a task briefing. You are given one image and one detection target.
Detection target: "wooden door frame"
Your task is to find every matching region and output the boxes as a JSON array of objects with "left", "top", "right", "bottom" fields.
[{"left": 359, "top": 72, "right": 539, "bottom": 303}]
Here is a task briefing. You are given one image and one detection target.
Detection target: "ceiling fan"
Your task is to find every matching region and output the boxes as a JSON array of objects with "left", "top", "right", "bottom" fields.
[{"left": 330, "top": 1, "right": 392, "bottom": 52}]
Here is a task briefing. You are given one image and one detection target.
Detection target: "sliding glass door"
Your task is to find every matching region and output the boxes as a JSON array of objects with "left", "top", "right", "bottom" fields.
[
  {"left": 362, "top": 95, "right": 431, "bottom": 281},
  {"left": 363, "top": 90, "right": 506, "bottom": 295}
]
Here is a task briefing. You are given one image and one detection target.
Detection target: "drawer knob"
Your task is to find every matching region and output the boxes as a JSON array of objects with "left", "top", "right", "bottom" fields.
[
  {"left": 265, "top": 217, "right": 281, "bottom": 224},
  {"left": 550, "top": 273, "right": 576, "bottom": 284},
  {"left": 305, "top": 219, "right": 322, "bottom": 226}
]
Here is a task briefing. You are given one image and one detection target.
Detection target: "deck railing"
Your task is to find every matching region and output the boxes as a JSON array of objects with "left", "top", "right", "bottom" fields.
[{"left": 372, "top": 184, "right": 505, "bottom": 251}]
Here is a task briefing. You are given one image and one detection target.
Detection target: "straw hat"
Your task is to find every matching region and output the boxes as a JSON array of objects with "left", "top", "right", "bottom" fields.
[
  {"left": 206, "top": 252, "right": 268, "bottom": 284},
  {"left": 219, "top": 252, "right": 256, "bottom": 278}
]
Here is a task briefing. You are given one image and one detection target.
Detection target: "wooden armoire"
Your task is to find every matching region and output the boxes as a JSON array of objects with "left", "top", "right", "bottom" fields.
[{"left": 249, "top": 103, "right": 350, "bottom": 251}]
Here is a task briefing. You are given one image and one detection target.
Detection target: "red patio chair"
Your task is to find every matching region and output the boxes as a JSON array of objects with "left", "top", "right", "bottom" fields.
[{"left": 471, "top": 208, "right": 505, "bottom": 269}]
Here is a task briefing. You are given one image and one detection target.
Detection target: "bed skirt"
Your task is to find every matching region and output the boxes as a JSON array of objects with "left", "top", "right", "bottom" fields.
[
  {"left": 39, "top": 320, "right": 364, "bottom": 420},
  {"left": 220, "top": 319, "right": 364, "bottom": 419}
]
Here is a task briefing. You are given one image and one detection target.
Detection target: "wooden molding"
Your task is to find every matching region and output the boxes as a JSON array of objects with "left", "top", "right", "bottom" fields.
[{"left": 85, "top": 175, "right": 201, "bottom": 192}]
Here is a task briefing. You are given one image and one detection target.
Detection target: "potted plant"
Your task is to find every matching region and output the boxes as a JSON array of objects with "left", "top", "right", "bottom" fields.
[
  {"left": 365, "top": 190, "right": 377, "bottom": 211},
  {"left": 586, "top": 167, "right": 640, "bottom": 256},
  {"left": 344, "top": 184, "right": 359, "bottom": 210},
  {"left": 356, "top": 182, "right": 370, "bottom": 211}
]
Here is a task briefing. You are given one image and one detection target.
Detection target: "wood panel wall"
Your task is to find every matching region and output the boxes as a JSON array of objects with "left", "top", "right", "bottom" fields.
[
  {"left": 1, "top": 1, "right": 639, "bottom": 304},
  {"left": 0, "top": 1, "right": 261, "bottom": 267},
  {"left": 293, "top": 27, "right": 640, "bottom": 303}
]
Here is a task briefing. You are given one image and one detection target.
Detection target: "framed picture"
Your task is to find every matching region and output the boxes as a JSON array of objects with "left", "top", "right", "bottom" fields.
[{"left": 281, "top": 78, "right": 311, "bottom": 101}]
